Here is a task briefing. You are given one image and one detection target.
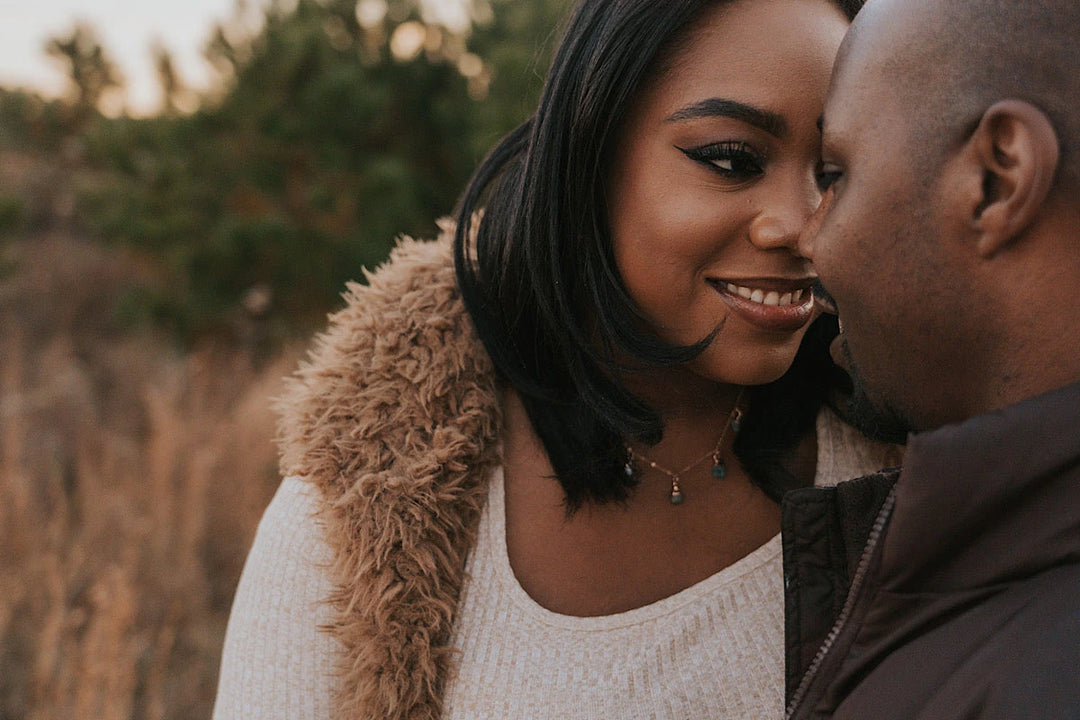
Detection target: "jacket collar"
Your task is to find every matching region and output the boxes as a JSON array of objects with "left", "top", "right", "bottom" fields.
[
  {"left": 881, "top": 380, "right": 1080, "bottom": 593},
  {"left": 781, "top": 470, "right": 899, "bottom": 701},
  {"left": 276, "top": 223, "right": 502, "bottom": 719}
]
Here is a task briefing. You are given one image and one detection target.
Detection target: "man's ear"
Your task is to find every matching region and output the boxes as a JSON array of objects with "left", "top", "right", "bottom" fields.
[{"left": 969, "top": 100, "right": 1059, "bottom": 258}]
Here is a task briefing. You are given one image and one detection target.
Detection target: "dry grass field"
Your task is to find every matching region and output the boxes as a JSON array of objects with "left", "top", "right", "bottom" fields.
[{"left": 0, "top": 232, "right": 294, "bottom": 718}]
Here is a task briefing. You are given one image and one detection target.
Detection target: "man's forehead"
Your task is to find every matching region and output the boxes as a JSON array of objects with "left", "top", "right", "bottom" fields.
[
  {"left": 820, "top": 54, "right": 876, "bottom": 138},
  {"left": 822, "top": 0, "right": 919, "bottom": 135},
  {"left": 831, "top": 6, "right": 891, "bottom": 93}
]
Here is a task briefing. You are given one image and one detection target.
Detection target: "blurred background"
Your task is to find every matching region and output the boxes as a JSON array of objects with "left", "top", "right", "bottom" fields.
[{"left": 0, "top": 0, "right": 563, "bottom": 716}]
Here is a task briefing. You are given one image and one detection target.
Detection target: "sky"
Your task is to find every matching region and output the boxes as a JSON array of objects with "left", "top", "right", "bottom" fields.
[{"left": 0, "top": 0, "right": 246, "bottom": 115}]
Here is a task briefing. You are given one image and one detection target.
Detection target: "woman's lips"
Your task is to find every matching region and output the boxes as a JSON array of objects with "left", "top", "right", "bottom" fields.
[{"left": 709, "top": 278, "right": 817, "bottom": 333}]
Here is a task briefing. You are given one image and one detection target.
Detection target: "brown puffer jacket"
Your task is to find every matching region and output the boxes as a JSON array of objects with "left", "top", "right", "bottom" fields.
[{"left": 782, "top": 381, "right": 1080, "bottom": 719}]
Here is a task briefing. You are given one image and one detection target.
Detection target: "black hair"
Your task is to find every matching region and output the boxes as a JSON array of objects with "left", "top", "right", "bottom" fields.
[{"left": 455, "top": 0, "right": 862, "bottom": 510}]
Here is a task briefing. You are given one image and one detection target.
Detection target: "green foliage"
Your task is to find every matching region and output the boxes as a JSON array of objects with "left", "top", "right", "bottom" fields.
[
  {"left": 0, "top": 196, "right": 25, "bottom": 236},
  {"left": 6, "top": 0, "right": 570, "bottom": 347},
  {"left": 0, "top": 196, "right": 19, "bottom": 279},
  {"left": 0, "top": 90, "right": 69, "bottom": 151},
  {"left": 467, "top": 0, "right": 567, "bottom": 153}
]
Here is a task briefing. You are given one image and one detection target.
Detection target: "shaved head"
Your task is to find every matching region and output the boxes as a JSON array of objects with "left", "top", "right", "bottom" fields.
[
  {"left": 838, "top": 0, "right": 1080, "bottom": 190},
  {"left": 803, "top": 0, "right": 1080, "bottom": 433}
]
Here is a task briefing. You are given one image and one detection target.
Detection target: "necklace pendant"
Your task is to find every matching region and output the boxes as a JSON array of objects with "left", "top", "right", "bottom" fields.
[
  {"left": 711, "top": 459, "right": 727, "bottom": 479},
  {"left": 669, "top": 478, "right": 684, "bottom": 505}
]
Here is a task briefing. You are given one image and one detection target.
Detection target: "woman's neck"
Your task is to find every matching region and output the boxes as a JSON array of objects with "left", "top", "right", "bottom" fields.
[
  {"left": 619, "top": 370, "right": 745, "bottom": 477},
  {"left": 622, "top": 365, "right": 742, "bottom": 426}
]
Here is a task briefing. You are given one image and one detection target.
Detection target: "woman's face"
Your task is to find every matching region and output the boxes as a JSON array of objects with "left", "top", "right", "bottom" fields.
[{"left": 608, "top": 0, "right": 848, "bottom": 387}]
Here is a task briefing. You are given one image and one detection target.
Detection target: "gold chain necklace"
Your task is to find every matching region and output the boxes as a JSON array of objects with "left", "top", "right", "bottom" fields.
[{"left": 624, "top": 388, "right": 745, "bottom": 505}]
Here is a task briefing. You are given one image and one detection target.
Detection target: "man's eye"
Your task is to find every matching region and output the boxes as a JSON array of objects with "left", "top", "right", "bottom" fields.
[
  {"left": 677, "top": 142, "right": 766, "bottom": 179},
  {"left": 816, "top": 163, "right": 843, "bottom": 191}
]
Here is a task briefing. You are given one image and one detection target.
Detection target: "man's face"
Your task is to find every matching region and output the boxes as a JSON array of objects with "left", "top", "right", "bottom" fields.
[{"left": 799, "top": 24, "right": 981, "bottom": 438}]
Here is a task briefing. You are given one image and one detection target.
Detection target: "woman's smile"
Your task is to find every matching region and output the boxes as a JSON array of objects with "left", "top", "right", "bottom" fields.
[{"left": 708, "top": 276, "right": 817, "bottom": 333}]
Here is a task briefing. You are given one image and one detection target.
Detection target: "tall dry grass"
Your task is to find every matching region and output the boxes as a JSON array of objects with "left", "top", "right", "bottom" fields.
[{"left": 0, "top": 233, "right": 293, "bottom": 718}]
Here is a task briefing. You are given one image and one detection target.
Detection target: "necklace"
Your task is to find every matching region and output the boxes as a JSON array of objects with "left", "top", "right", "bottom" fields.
[{"left": 624, "top": 389, "right": 745, "bottom": 505}]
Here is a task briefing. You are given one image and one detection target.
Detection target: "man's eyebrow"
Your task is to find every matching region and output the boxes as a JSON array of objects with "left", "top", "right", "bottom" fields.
[{"left": 665, "top": 98, "right": 787, "bottom": 137}]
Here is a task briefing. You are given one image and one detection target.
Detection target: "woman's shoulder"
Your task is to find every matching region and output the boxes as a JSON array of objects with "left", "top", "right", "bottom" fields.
[
  {"left": 224, "top": 478, "right": 333, "bottom": 619},
  {"left": 814, "top": 405, "right": 903, "bottom": 488},
  {"left": 246, "top": 476, "right": 330, "bottom": 568},
  {"left": 214, "top": 477, "right": 337, "bottom": 718},
  {"left": 269, "top": 222, "right": 502, "bottom": 717}
]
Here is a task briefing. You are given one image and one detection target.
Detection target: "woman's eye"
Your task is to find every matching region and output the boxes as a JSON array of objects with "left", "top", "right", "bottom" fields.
[
  {"left": 677, "top": 142, "right": 765, "bottom": 179},
  {"left": 816, "top": 162, "right": 843, "bottom": 191}
]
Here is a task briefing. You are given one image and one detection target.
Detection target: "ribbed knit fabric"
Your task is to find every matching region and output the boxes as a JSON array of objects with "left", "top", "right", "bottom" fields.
[
  {"left": 442, "top": 466, "right": 785, "bottom": 719},
  {"left": 212, "top": 408, "right": 893, "bottom": 718},
  {"left": 213, "top": 479, "right": 336, "bottom": 719}
]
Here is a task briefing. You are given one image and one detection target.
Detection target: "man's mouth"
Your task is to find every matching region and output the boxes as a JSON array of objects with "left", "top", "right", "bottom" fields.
[
  {"left": 831, "top": 325, "right": 849, "bottom": 369},
  {"left": 810, "top": 279, "right": 838, "bottom": 314}
]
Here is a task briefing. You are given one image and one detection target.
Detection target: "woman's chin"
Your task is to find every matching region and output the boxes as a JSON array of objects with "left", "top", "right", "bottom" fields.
[{"left": 692, "top": 340, "right": 805, "bottom": 388}]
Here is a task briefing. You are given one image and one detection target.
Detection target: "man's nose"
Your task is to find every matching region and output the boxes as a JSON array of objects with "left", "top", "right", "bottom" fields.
[
  {"left": 749, "top": 177, "right": 820, "bottom": 253},
  {"left": 798, "top": 192, "right": 830, "bottom": 261}
]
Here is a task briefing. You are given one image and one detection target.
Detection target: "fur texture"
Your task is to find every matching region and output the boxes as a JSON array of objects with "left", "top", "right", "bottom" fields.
[{"left": 277, "top": 221, "right": 502, "bottom": 719}]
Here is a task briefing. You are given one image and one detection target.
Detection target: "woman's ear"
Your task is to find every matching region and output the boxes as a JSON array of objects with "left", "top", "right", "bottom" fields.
[{"left": 969, "top": 100, "right": 1060, "bottom": 258}]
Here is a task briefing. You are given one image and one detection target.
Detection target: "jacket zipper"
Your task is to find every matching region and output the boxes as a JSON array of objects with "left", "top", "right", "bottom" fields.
[{"left": 784, "top": 486, "right": 898, "bottom": 719}]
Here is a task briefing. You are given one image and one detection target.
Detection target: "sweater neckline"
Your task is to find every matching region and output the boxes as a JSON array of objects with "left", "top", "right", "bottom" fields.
[
  {"left": 484, "top": 465, "right": 783, "bottom": 631},
  {"left": 482, "top": 406, "right": 873, "bottom": 631}
]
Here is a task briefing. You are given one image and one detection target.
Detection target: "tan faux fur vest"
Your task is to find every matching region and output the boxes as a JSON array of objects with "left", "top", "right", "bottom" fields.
[{"left": 277, "top": 222, "right": 502, "bottom": 720}]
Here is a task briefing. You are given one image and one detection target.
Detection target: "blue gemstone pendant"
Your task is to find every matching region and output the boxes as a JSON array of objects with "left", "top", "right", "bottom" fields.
[
  {"left": 670, "top": 477, "right": 685, "bottom": 504},
  {"left": 711, "top": 461, "right": 727, "bottom": 479}
]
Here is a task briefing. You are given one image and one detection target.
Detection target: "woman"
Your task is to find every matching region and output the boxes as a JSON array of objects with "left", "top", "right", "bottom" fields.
[{"left": 214, "top": 0, "right": 891, "bottom": 717}]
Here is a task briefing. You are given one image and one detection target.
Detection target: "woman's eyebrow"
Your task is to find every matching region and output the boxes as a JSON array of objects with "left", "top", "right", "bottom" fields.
[{"left": 665, "top": 98, "right": 787, "bottom": 138}]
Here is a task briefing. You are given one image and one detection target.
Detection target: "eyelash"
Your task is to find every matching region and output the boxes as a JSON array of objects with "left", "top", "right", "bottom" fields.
[
  {"left": 677, "top": 141, "right": 766, "bottom": 179},
  {"left": 816, "top": 163, "right": 843, "bottom": 191}
]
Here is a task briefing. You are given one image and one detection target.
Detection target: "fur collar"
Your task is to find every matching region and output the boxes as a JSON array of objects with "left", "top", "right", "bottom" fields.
[{"left": 277, "top": 221, "right": 502, "bottom": 719}]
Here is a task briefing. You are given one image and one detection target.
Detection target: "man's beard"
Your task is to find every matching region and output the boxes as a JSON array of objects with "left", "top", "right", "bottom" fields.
[{"left": 837, "top": 337, "right": 912, "bottom": 447}]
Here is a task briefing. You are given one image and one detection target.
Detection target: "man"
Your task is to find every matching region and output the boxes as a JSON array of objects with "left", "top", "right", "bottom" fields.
[{"left": 782, "top": 0, "right": 1080, "bottom": 717}]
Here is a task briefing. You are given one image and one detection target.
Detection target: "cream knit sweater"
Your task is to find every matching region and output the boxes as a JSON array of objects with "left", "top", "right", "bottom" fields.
[{"left": 214, "top": 409, "right": 889, "bottom": 719}]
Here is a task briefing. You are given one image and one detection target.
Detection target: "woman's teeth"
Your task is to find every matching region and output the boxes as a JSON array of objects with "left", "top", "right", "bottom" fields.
[{"left": 723, "top": 283, "right": 805, "bottom": 307}]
